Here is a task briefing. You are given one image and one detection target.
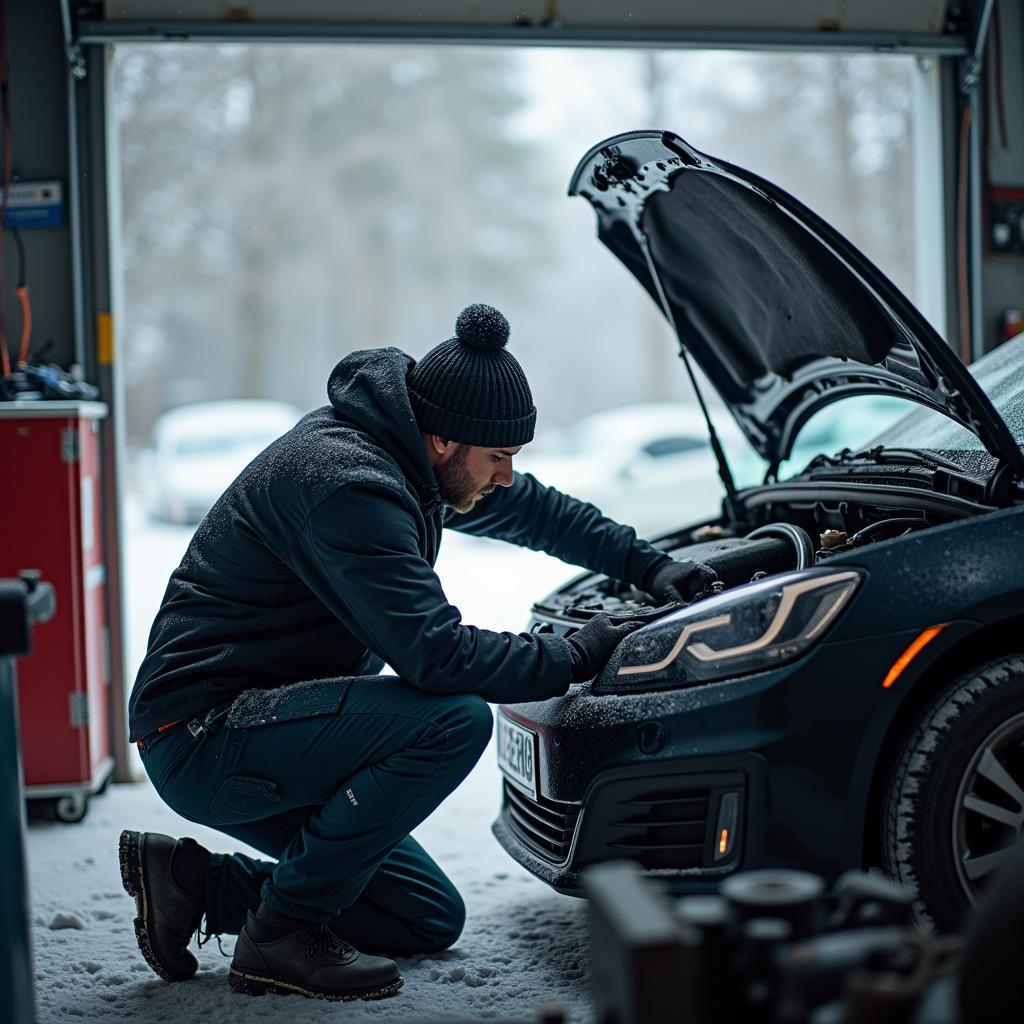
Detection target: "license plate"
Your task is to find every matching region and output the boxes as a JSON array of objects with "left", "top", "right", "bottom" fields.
[{"left": 497, "top": 713, "right": 538, "bottom": 798}]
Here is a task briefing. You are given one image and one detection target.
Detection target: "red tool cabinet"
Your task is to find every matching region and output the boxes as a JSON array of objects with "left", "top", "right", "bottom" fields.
[{"left": 0, "top": 401, "right": 113, "bottom": 821}]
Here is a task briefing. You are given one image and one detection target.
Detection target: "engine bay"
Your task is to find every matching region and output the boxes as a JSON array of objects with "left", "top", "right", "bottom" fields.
[{"left": 531, "top": 495, "right": 951, "bottom": 624}]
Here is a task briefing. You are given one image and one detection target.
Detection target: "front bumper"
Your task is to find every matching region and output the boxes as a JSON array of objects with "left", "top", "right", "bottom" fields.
[{"left": 492, "top": 628, "right": 931, "bottom": 895}]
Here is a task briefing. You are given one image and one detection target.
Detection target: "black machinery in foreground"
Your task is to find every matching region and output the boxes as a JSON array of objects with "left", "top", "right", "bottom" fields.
[
  {"left": 1, "top": 572, "right": 56, "bottom": 1024},
  {"left": 586, "top": 848, "right": 1024, "bottom": 1024},
  {"left": 413, "top": 840, "right": 1024, "bottom": 1024}
]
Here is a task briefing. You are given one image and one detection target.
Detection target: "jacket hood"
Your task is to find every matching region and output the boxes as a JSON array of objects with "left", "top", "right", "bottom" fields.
[
  {"left": 569, "top": 130, "right": 1024, "bottom": 477},
  {"left": 327, "top": 347, "right": 440, "bottom": 501}
]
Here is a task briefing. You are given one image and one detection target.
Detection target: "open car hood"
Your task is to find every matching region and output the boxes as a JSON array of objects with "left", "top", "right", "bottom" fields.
[{"left": 569, "top": 130, "right": 1024, "bottom": 476}]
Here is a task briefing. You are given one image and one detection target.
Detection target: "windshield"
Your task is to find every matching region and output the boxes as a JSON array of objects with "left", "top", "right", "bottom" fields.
[
  {"left": 724, "top": 394, "right": 913, "bottom": 487},
  {"left": 865, "top": 332, "right": 1024, "bottom": 473}
]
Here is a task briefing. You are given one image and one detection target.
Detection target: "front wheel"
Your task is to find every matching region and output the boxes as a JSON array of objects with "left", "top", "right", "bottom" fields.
[{"left": 882, "top": 655, "right": 1024, "bottom": 931}]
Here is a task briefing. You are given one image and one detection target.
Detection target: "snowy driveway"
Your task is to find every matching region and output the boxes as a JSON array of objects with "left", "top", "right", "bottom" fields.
[{"left": 26, "top": 500, "right": 596, "bottom": 1022}]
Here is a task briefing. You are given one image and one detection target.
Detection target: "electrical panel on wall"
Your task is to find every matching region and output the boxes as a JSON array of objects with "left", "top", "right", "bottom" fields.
[{"left": 988, "top": 188, "right": 1024, "bottom": 257}]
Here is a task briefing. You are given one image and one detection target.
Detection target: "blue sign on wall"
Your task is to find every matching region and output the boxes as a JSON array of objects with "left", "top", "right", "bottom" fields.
[{"left": 3, "top": 181, "right": 64, "bottom": 228}]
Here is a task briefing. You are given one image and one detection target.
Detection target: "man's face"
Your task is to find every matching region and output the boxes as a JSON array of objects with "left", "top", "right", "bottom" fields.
[{"left": 434, "top": 442, "right": 520, "bottom": 513}]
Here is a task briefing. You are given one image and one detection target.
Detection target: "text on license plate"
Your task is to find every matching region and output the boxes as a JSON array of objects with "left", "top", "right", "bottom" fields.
[{"left": 497, "top": 714, "right": 538, "bottom": 798}]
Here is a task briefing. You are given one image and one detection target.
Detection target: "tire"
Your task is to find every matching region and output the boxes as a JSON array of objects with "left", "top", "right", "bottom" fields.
[{"left": 882, "top": 655, "right": 1024, "bottom": 932}]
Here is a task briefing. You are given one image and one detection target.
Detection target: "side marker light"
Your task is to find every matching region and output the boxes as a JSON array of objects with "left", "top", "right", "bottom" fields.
[{"left": 881, "top": 625, "right": 947, "bottom": 689}]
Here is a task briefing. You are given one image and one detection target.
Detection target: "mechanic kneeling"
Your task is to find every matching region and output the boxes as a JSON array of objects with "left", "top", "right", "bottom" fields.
[{"left": 121, "top": 304, "right": 716, "bottom": 1002}]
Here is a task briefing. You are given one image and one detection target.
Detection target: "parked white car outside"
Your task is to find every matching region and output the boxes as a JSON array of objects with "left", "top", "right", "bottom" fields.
[
  {"left": 138, "top": 399, "right": 303, "bottom": 524},
  {"left": 516, "top": 396, "right": 911, "bottom": 538},
  {"left": 516, "top": 403, "right": 744, "bottom": 537}
]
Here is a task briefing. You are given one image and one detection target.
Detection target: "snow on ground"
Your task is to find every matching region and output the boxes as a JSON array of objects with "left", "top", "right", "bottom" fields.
[{"left": 26, "top": 498, "right": 593, "bottom": 1022}]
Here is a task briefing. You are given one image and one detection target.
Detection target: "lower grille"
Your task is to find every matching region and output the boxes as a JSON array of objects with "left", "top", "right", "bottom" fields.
[
  {"left": 502, "top": 781, "right": 581, "bottom": 863},
  {"left": 607, "top": 786, "right": 713, "bottom": 870},
  {"left": 577, "top": 770, "right": 744, "bottom": 873}
]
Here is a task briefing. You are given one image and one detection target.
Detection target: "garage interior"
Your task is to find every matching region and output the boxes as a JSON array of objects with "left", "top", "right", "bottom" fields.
[{"left": 3, "top": 2, "right": 1024, "bottom": 1022}]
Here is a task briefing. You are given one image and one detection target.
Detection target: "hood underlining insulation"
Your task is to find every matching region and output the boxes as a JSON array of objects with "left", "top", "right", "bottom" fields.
[{"left": 643, "top": 171, "right": 895, "bottom": 392}]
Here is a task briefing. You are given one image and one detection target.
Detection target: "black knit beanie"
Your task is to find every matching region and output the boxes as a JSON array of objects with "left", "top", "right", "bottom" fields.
[{"left": 407, "top": 304, "right": 537, "bottom": 447}]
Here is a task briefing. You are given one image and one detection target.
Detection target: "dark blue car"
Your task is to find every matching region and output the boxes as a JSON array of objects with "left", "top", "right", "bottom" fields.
[{"left": 493, "top": 130, "right": 1024, "bottom": 931}]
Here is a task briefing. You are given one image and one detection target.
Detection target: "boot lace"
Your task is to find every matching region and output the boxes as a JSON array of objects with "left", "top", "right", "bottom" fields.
[
  {"left": 195, "top": 915, "right": 231, "bottom": 957},
  {"left": 301, "top": 924, "right": 356, "bottom": 962}
]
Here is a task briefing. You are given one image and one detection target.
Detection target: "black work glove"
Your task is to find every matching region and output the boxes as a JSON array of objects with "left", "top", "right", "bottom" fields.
[
  {"left": 565, "top": 614, "right": 646, "bottom": 683},
  {"left": 644, "top": 557, "right": 719, "bottom": 604}
]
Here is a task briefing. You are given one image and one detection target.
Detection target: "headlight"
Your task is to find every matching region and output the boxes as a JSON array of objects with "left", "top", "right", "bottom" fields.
[{"left": 594, "top": 569, "right": 861, "bottom": 694}]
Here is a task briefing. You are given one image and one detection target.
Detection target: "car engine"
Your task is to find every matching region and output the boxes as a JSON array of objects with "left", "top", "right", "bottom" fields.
[{"left": 531, "top": 506, "right": 936, "bottom": 625}]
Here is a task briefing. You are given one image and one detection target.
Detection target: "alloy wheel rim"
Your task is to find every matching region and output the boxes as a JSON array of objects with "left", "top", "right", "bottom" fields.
[{"left": 952, "top": 710, "right": 1024, "bottom": 905}]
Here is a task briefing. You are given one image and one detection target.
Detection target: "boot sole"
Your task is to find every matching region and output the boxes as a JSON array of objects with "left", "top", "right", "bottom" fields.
[
  {"left": 119, "top": 829, "right": 191, "bottom": 983},
  {"left": 229, "top": 967, "right": 403, "bottom": 1002}
]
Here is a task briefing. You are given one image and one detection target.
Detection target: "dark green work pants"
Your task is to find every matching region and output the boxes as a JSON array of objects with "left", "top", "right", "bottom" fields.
[{"left": 139, "top": 675, "right": 493, "bottom": 955}]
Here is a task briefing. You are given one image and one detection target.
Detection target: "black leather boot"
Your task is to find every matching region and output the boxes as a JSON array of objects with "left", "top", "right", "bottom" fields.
[
  {"left": 229, "top": 911, "right": 403, "bottom": 1001},
  {"left": 119, "top": 830, "right": 207, "bottom": 981}
]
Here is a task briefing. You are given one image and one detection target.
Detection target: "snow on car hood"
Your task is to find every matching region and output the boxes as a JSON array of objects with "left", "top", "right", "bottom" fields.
[{"left": 569, "top": 130, "right": 1024, "bottom": 477}]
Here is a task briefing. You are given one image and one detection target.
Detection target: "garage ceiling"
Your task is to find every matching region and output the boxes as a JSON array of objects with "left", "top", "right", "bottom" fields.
[
  {"left": 87, "top": 0, "right": 968, "bottom": 52},
  {"left": 102, "top": 1, "right": 950, "bottom": 31}
]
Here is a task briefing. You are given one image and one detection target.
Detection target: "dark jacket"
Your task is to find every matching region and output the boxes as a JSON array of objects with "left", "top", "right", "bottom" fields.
[{"left": 128, "top": 348, "right": 668, "bottom": 740}]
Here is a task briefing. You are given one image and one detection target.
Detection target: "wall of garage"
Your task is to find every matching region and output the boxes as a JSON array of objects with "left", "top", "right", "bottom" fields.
[
  {"left": 3, "top": 0, "right": 76, "bottom": 368},
  {"left": 980, "top": 0, "right": 1024, "bottom": 354}
]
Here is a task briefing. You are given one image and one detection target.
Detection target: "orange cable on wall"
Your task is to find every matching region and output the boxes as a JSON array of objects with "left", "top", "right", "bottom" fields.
[{"left": 16, "top": 283, "right": 30, "bottom": 363}]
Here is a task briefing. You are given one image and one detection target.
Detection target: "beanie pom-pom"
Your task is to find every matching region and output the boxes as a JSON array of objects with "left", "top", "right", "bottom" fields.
[{"left": 455, "top": 304, "right": 510, "bottom": 351}]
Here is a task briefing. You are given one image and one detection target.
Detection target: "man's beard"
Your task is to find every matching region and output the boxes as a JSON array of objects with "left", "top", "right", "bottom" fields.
[{"left": 435, "top": 443, "right": 479, "bottom": 512}]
